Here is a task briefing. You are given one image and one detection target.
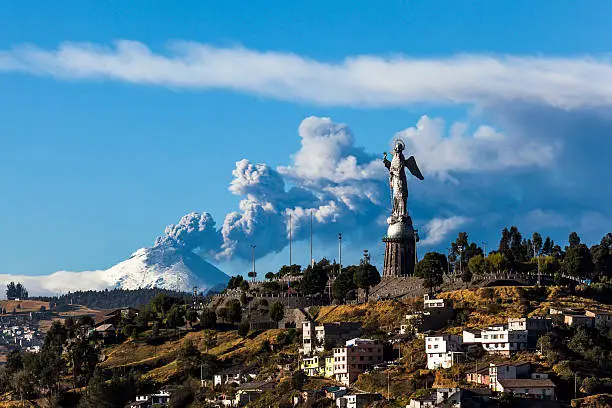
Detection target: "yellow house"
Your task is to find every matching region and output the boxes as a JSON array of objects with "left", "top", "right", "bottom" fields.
[
  {"left": 324, "top": 356, "right": 334, "bottom": 378},
  {"left": 300, "top": 356, "right": 322, "bottom": 376}
]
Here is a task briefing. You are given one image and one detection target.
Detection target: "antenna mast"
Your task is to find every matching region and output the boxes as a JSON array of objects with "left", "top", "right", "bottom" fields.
[
  {"left": 289, "top": 212, "right": 292, "bottom": 267},
  {"left": 310, "top": 211, "right": 314, "bottom": 267}
]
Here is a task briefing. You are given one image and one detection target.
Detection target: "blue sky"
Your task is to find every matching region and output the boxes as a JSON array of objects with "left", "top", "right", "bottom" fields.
[{"left": 1, "top": 1, "right": 612, "bottom": 278}]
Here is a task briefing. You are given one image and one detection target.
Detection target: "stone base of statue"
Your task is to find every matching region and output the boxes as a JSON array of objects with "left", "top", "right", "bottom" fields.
[{"left": 382, "top": 216, "right": 416, "bottom": 277}]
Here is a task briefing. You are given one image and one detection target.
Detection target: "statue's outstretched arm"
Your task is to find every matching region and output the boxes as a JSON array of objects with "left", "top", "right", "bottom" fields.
[{"left": 383, "top": 152, "right": 391, "bottom": 169}]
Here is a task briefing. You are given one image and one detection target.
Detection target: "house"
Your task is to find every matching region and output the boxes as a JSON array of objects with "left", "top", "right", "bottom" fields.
[
  {"left": 333, "top": 338, "right": 384, "bottom": 385},
  {"left": 293, "top": 390, "right": 325, "bottom": 406},
  {"left": 407, "top": 388, "right": 462, "bottom": 408},
  {"left": 94, "top": 323, "right": 116, "bottom": 337},
  {"left": 234, "top": 381, "right": 276, "bottom": 406},
  {"left": 508, "top": 317, "right": 552, "bottom": 347},
  {"left": 407, "top": 388, "right": 490, "bottom": 408},
  {"left": 94, "top": 307, "right": 139, "bottom": 328},
  {"left": 467, "top": 361, "right": 531, "bottom": 391},
  {"left": 401, "top": 294, "right": 454, "bottom": 334},
  {"left": 425, "top": 334, "right": 464, "bottom": 369},
  {"left": 300, "top": 356, "right": 323, "bottom": 376},
  {"left": 213, "top": 366, "right": 258, "bottom": 387},
  {"left": 463, "top": 325, "right": 527, "bottom": 356},
  {"left": 496, "top": 379, "right": 556, "bottom": 400},
  {"left": 300, "top": 321, "right": 362, "bottom": 355},
  {"left": 563, "top": 314, "right": 594, "bottom": 328},
  {"left": 466, "top": 366, "right": 490, "bottom": 386},
  {"left": 489, "top": 362, "right": 531, "bottom": 391},
  {"left": 585, "top": 310, "right": 612, "bottom": 328},
  {"left": 324, "top": 386, "right": 348, "bottom": 399},
  {"left": 128, "top": 389, "right": 171, "bottom": 408},
  {"left": 336, "top": 392, "right": 382, "bottom": 408}
]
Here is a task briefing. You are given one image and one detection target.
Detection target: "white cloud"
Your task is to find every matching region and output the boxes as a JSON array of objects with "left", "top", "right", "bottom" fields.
[
  {"left": 395, "top": 116, "right": 558, "bottom": 179},
  {"left": 2, "top": 40, "right": 612, "bottom": 108},
  {"left": 420, "top": 216, "right": 471, "bottom": 246},
  {"left": 0, "top": 270, "right": 113, "bottom": 297}
]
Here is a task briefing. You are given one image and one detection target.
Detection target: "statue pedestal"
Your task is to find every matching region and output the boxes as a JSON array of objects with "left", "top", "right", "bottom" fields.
[{"left": 382, "top": 218, "right": 416, "bottom": 277}]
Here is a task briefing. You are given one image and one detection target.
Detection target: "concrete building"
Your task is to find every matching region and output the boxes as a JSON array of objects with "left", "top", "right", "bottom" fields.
[
  {"left": 495, "top": 379, "right": 556, "bottom": 400},
  {"left": 425, "top": 335, "right": 464, "bottom": 369},
  {"left": 407, "top": 387, "right": 492, "bottom": 408},
  {"left": 234, "top": 381, "right": 276, "bottom": 406},
  {"left": 300, "top": 356, "right": 323, "bottom": 377},
  {"left": 300, "top": 321, "right": 362, "bottom": 355},
  {"left": 564, "top": 314, "right": 594, "bottom": 328},
  {"left": 463, "top": 324, "right": 527, "bottom": 356},
  {"left": 213, "top": 366, "right": 258, "bottom": 387},
  {"left": 585, "top": 310, "right": 612, "bottom": 328},
  {"left": 336, "top": 392, "right": 382, "bottom": 408},
  {"left": 401, "top": 294, "right": 454, "bottom": 334},
  {"left": 333, "top": 338, "right": 384, "bottom": 385},
  {"left": 489, "top": 362, "right": 530, "bottom": 391}
]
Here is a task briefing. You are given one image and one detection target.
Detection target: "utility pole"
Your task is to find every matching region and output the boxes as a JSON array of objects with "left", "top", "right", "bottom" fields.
[
  {"left": 533, "top": 241, "right": 542, "bottom": 285},
  {"left": 251, "top": 244, "right": 256, "bottom": 282},
  {"left": 482, "top": 241, "right": 487, "bottom": 258},
  {"left": 387, "top": 370, "right": 391, "bottom": 400},
  {"left": 338, "top": 233, "right": 343, "bottom": 274},
  {"left": 458, "top": 245, "right": 464, "bottom": 278},
  {"left": 414, "top": 229, "right": 419, "bottom": 265}
]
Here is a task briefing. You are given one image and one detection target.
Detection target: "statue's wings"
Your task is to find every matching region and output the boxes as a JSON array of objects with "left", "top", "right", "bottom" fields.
[{"left": 405, "top": 156, "right": 424, "bottom": 180}]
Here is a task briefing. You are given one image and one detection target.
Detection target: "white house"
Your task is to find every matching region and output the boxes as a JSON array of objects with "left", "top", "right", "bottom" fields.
[
  {"left": 496, "top": 379, "right": 556, "bottom": 400},
  {"left": 463, "top": 325, "right": 527, "bottom": 356},
  {"left": 336, "top": 393, "right": 381, "bottom": 408},
  {"left": 425, "top": 335, "right": 464, "bottom": 369}
]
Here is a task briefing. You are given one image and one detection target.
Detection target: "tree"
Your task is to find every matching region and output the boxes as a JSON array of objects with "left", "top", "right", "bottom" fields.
[
  {"left": 532, "top": 232, "right": 543, "bottom": 255},
  {"left": 569, "top": 231, "right": 581, "bottom": 248},
  {"left": 199, "top": 308, "right": 217, "bottom": 330},
  {"left": 563, "top": 242, "right": 594, "bottom": 279},
  {"left": 591, "top": 233, "right": 612, "bottom": 280},
  {"left": 353, "top": 254, "right": 381, "bottom": 303},
  {"left": 202, "top": 330, "right": 217, "bottom": 352},
  {"left": 166, "top": 304, "right": 185, "bottom": 330},
  {"left": 265, "top": 272, "right": 276, "bottom": 281},
  {"left": 299, "top": 259, "right": 330, "bottom": 295},
  {"left": 5, "top": 282, "right": 28, "bottom": 300},
  {"left": 78, "top": 370, "right": 115, "bottom": 408},
  {"left": 468, "top": 255, "right": 486, "bottom": 276},
  {"left": 332, "top": 269, "right": 357, "bottom": 303},
  {"left": 269, "top": 301, "right": 285, "bottom": 324},
  {"left": 176, "top": 339, "right": 202, "bottom": 377},
  {"left": 68, "top": 336, "right": 99, "bottom": 388},
  {"left": 487, "top": 252, "right": 506, "bottom": 274},
  {"left": 226, "top": 299, "right": 242, "bottom": 324},
  {"left": 278, "top": 264, "right": 301, "bottom": 277},
  {"left": 543, "top": 236, "right": 553, "bottom": 255},
  {"left": 11, "top": 369, "right": 35, "bottom": 405},
  {"left": 185, "top": 309, "right": 199, "bottom": 328},
  {"left": 238, "top": 321, "right": 250, "bottom": 337},
  {"left": 461, "top": 267, "right": 473, "bottom": 287},
  {"left": 416, "top": 252, "right": 446, "bottom": 294},
  {"left": 291, "top": 370, "right": 308, "bottom": 391}
]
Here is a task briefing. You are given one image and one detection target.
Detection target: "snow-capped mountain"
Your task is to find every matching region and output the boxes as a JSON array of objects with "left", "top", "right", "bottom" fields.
[
  {"left": 108, "top": 245, "right": 229, "bottom": 292},
  {"left": 0, "top": 245, "right": 229, "bottom": 296}
]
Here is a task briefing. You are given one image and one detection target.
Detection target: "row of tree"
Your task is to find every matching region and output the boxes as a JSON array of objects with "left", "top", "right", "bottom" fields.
[
  {"left": 5, "top": 281, "right": 28, "bottom": 300},
  {"left": 417, "top": 229, "right": 612, "bottom": 292}
]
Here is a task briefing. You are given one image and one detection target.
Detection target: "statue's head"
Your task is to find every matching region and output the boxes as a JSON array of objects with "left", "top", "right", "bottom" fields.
[{"left": 393, "top": 139, "right": 405, "bottom": 154}]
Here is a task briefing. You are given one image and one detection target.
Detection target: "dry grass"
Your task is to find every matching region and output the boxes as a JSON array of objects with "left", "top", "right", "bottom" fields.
[
  {"left": 0, "top": 300, "right": 49, "bottom": 313},
  {"left": 316, "top": 300, "right": 411, "bottom": 330}
]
